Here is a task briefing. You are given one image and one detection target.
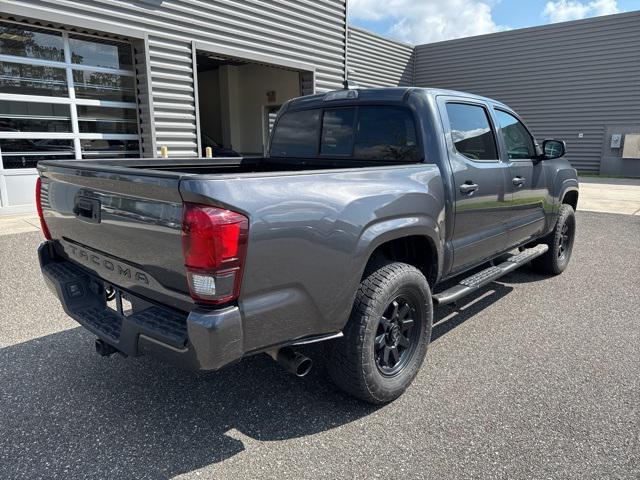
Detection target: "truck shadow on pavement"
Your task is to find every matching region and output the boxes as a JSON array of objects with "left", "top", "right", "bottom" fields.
[
  {"left": 0, "top": 329, "right": 376, "bottom": 479},
  {"left": 428, "top": 262, "right": 546, "bottom": 342},
  {"left": 431, "top": 281, "right": 514, "bottom": 342},
  {"left": 0, "top": 269, "right": 538, "bottom": 479}
]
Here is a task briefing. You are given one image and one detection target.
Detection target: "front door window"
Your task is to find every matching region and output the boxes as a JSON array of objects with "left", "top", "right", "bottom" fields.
[{"left": 494, "top": 110, "right": 535, "bottom": 160}]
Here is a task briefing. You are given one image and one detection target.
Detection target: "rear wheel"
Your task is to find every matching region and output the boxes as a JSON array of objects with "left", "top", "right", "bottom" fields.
[
  {"left": 531, "top": 204, "right": 576, "bottom": 275},
  {"left": 327, "top": 262, "right": 432, "bottom": 404}
]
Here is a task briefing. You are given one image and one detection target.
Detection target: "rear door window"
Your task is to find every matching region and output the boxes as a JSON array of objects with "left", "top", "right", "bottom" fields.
[
  {"left": 270, "top": 108, "right": 321, "bottom": 157},
  {"left": 446, "top": 103, "right": 498, "bottom": 161}
]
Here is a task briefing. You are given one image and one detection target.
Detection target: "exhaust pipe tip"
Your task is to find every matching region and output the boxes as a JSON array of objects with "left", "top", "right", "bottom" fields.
[
  {"left": 95, "top": 338, "right": 117, "bottom": 357},
  {"left": 269, "top": 347, "right": 313, "bottom": 377},
  {"left": 293, "top": 355, "right": 313, "bottom": 377}
]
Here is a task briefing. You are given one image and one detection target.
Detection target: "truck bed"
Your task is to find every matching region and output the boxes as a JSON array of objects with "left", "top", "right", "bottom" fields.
[
  {"left": 44, "top": 156, "right": 416, "bottom": 176},
  {"left": 37, "top": 155, "right": 429, "bottom": 314}
]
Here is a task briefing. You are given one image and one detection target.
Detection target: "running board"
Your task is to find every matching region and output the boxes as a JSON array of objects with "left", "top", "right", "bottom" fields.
[{"left": 433, "top": 244, "right": 549, "bottom": 305}]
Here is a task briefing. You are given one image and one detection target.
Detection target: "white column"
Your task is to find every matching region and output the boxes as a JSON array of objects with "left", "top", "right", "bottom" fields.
[{"left": 62, "top": 32, "right": 82, "bottom": 160}]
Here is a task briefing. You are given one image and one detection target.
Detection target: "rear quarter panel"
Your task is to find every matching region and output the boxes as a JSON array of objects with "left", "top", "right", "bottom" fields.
[{"left": 180, "top": 165, "right": 445, "bottom": 352}]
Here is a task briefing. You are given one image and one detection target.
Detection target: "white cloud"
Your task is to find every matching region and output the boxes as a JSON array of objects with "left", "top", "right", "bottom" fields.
[
  {"left": 348, "top": 0, "right": 509, "bottom": 44},
  {"left": 542, "top": 0, "right": 620, "bottom": 23}
]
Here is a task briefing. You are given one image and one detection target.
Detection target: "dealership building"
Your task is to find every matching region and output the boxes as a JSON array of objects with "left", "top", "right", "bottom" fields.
[{"left": 0, "top": 1, "right": 638, "bottom": 213}]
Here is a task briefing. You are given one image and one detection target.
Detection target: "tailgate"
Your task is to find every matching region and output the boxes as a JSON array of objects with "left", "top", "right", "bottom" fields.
[{"left": 38, "top": 161, "right": 192, "bottom": 311}]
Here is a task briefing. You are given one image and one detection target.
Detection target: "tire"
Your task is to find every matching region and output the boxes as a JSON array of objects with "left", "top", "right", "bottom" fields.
[
  {"left": 531, "top": 204, "right": 576, "bottom": 275},
  {"left": 327, "top": 262, "right": 433, "bottom": 404}
]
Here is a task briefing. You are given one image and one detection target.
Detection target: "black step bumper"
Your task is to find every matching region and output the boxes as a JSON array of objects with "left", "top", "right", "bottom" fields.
[{"left": 38, "top": 241, "right": 243, "bottom": 371}]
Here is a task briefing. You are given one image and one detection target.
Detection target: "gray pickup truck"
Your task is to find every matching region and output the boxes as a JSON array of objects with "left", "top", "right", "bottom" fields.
[{"left": 37, "top": 87, "right": 578, "bottom": 404}]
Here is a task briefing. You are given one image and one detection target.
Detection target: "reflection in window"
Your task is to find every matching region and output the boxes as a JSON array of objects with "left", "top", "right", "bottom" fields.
[
  {"left": 354, "top": 107, "right": 420, "bottom": 162},
  {"left": 0, "top": 23, "right": 146, "bottom": 170},
  {"left": 0, "top": 138, "right": 74, "bottom": 169},
  {"left": 321, "top": 108, "right": 355, "bottom": 155},
  {"left": 77, "top": 105, "right": 137, "bottom": 134},
  {"left": 495, "top": 110, "right": 536, "bottom": 159},
  {"left": 446, "top": 103, "right": 498, "bottom": 161},
  {"left": 0, "top": 101, "right": 71, "bottom": 133},
  {"left": 0, "top": 61, "right": 67, "bottom": 96},
  {"left": 69, "top": 35, "right": 133, "bottom": 70},
  {"left": 81, "top": 139, "right": 140, "bottom": 158},
  {"left": 270, "top": 109, "right": 321, "bottom": 157},
  {"left": 73, "top": 70, "right": 136, "bottom": 102},
  {"left": 0, "top": 22, "right": 64, "bottom": 61}
]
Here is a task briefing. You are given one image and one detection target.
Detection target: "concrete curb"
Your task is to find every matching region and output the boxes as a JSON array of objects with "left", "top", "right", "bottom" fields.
[
  {"left": 0, "top": 215, "right": 42, "bottom": 236},
  {"left": 577, "top": 176, "right": 640, "bottom": 215}
]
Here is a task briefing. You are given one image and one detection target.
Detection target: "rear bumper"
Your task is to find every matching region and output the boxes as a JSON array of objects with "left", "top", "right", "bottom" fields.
[{"left": 38, "top": 241, "right": 243, "bottom": 371}]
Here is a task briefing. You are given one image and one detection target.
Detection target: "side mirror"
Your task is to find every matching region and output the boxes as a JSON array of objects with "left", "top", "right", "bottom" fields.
[{"left": 542, "top": 139, "right": 566, "bottom": 160}]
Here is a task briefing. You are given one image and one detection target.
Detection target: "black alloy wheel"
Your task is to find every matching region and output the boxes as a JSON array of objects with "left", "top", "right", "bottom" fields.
[
  {"left": 558, "top": 220, "right": 573, "bottom": 261},
  {"left": 374, "top": 296, "right": 421, "bottom": 376},
  {"left": 531, "top": 203, "right": 576, "bottom": 275}
]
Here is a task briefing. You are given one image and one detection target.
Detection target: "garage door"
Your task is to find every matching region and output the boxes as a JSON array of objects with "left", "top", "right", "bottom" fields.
[{"left": 0, "top": 20, "right": 140, "bottom": 211}]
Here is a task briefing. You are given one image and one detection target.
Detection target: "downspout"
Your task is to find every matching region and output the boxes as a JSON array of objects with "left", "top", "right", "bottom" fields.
[
  {"left": 412, "top": 45, "right": 417, "bottom": 86},
  {"left": 344, "top": 0, "right": 350, "bottom": 87}
]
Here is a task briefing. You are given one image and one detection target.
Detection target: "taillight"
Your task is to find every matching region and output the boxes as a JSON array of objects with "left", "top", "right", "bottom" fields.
[
  {"left": 35, "top": 177, "right": 52, "bottom": 240},
  {"left": 181, "top": 203, "right": 248, "bottom": 305}
]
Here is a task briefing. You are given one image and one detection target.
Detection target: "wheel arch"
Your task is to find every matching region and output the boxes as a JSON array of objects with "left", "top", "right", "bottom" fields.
[
  {"left": 561, "top": 188, "right": 579, "bottom": 210},
  {"left": 356, "top": 217, "right": 443, "bottom": 288}
]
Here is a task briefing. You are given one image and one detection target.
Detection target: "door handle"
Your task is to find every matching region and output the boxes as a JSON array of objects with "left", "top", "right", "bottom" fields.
[
  {"left": 73, "top": 196, "right": 101, "bottom": 224},
  {"left": 512, "top": 176, "right": 526, "bottom": 187},
  {"left": 459, "top": 182, "right": 479, "bottom": 194}
]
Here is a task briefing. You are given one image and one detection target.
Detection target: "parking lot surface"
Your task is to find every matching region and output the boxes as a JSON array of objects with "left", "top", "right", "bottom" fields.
[{"left": 1, "top": 211, "right": 638, "bottom": 479}]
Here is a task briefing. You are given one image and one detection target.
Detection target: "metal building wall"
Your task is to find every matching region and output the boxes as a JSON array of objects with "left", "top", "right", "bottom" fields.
[
  {"left": 347, "top": 26, "right": 414, "bottom": 88},
  {"left": 414, "top": 12, "right": 640, "bottom": 173},
  {"left": 2, "top": 0, "right": 347, "bottom": 157}
]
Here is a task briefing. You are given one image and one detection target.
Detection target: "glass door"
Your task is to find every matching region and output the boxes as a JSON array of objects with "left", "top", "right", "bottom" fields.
[{"left": 0, "top": 20, "right": 141, "bottom": 209}]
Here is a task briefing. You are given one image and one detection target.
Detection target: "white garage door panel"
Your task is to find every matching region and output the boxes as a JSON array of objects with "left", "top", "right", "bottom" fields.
[{"left": 4, "top": 171, "right": 38, "bottom": 207}]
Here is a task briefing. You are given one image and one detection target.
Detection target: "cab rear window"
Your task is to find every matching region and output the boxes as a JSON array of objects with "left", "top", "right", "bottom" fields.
[
  {"left": 269, "top": 109, "right": 321, "bottom": 157},
  {"left": 270, "top": 106, "right": 421, "bottom": 162}
]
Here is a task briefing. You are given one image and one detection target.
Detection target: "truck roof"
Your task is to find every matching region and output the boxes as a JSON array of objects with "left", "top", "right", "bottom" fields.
[{"left": 285, "top": 87, "right": 510, "bottom": 110}]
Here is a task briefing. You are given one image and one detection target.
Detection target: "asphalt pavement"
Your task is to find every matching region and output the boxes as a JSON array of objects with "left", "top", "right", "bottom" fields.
[{"left": 1, "top": 211, "right": 638, "bottom": 479}]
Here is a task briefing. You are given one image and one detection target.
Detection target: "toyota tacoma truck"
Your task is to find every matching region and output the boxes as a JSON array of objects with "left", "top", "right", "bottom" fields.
[{"left": 37, "top": 87, "right": 578, "bottom": 404}]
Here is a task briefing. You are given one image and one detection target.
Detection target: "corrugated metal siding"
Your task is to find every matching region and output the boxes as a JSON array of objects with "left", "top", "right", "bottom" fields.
[
  {"left": 414, "top": 12, "right": 640, "bottom": 172},
  {"left": 347, "top": 27, "right": 414, "bottom": 88},
  {"left": 148, "top": 36, "right": 197, "bottom": 157},
  {"left": 6, "top": 0, "right": 347, "bottom": 157}
]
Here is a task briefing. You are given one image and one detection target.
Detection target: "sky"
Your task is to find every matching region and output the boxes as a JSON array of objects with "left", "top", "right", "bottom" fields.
[{"left": 348, "top": 0, "right": 640, "bottom": 44}]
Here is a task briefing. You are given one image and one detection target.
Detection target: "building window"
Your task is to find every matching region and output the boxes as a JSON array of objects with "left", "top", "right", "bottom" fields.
[
  {"left": 0, "top": 101, "right": 71, "bottom": 132},
  {"left": 0, "top": 20, "right": 140, "bottom": 170},
  {"left": 0, "top": 139, "right": 75, "bottom": 169}
]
